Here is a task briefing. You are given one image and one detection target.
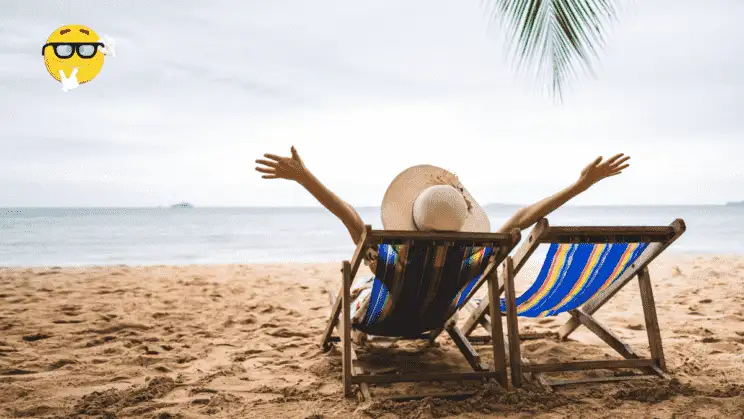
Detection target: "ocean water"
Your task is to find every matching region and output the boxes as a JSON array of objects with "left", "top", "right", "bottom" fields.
[{"left": 0, "top": 206, "right": 742, "bottom": 267}]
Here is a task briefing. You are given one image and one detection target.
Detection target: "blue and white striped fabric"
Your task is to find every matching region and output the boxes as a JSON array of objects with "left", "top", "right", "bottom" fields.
[
  {"left": 498, "top": 242, "right": 649, "bottom": 318},
  {"left": 358, "top": 244, "right": 493, "bottom": 332}
]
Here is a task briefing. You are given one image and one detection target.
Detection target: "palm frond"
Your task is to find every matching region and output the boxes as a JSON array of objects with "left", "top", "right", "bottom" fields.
[{"left": 486, "top": 0, "right": 617, "bottom": 99}]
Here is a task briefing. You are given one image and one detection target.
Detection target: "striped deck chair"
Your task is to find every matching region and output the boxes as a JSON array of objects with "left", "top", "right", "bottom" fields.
[
  {"left": 319, "top": 225, "right": 521, "bottom": 401},
  {"left": 462, "top": 218, "right": 686, "bottom": 388}
]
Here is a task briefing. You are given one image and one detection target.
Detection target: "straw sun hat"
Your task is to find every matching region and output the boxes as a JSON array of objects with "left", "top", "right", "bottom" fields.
[{"left": 381, "top": 165, "right": 490, "bottom": 233}]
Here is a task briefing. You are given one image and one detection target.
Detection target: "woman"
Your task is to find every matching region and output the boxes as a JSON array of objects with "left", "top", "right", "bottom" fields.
[{"left": 255, "top": 146, "right": 629, "bottom": 329}]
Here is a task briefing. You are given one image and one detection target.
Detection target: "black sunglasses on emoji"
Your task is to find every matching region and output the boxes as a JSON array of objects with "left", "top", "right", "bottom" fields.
[{"left": 42, "top": 42, "right": 104, "bottom": 59}]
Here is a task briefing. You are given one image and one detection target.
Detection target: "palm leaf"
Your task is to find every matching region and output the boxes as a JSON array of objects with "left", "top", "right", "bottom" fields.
[{"left": 486, "top": 0, "right": 617, "bottom": 99}]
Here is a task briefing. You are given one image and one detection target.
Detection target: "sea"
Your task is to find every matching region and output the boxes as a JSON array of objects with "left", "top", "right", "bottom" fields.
[{"left": 0, "top": 205, "right": 742, "bottom": 267}]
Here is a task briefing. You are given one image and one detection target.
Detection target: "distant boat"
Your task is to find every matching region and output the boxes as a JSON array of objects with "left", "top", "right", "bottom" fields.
[
  {"left": 725, "top": 200, "right": 744, "bottom": 207},
  {"left": 171, "top": 202, "right": 194, "bottom": 209}
]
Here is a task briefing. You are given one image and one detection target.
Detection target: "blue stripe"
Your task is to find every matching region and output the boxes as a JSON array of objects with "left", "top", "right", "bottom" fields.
[
  {"left": 521, "top": 243, "right": 591, "bottom": 316},
  {"left": 455, "top": 247, "right": 493, "bottom": 308},
  {"left": 368, "top": 282, "right": 389, "bottom": 325},
  {"left": 520, "top": 244, "right": 581, "bottom": 317},
  {"left": 543, "top": 243, "right": 612, "bottom": 316},
  {"left": 557, "top": 243, "right": 630, "bottom": 313},
  {"left": 363, "top": 276, "right": 383, "bottom": 325},
  {"left": 500, "top": 243, "right": 560, "bottom": 312},
  {"left": 363, "top": 244, "right": 395, "bottom": 325},
  {"left": 612, "top": 242, "right": 649, "bottom": 285},
  {"left": 554, "top": 243, "right": 621, "bottom": 313}
]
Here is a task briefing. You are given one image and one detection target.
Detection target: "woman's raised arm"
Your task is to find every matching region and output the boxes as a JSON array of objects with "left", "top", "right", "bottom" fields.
[
  {"left": 255, "top": 146, "right": 365, "bottom": 244},
  {"left": 498, "top": 154, "right": 631, "bottom": 233}
]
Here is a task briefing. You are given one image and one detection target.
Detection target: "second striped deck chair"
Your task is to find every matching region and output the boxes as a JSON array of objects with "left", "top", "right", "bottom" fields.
[
  {"left": 462, "top": 218, "right": 686, "bottom": 388},
  {"left": 319, "top": 225, "right": 521, "bottom": 401}
]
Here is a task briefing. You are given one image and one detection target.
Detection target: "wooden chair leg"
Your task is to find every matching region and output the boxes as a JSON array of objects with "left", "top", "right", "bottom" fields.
[
  {"left": 321, "top": 231, "right": 370, "bottom": 351},
  {"left": 637, "top": 267, "right": 666, "bottom": 372},
  {"left": 321, "top": 287, "right": 343, "bottom": 351},
  {"left": 572, "top": 308, "right": 637, "bottom": 359},
  {"left": 446, "top": 322, "right": 487, "bottom": 371},
  {"left": 502, "top": 257, "right": 522, "bottom": 388},
  {"left": 427, "top": 328, "right": 444, "bottom": 346},
  {"left": 463, "top": 297, "right": 491, "bottom": 336},
  {"left": 557, "top": 271, "right": 634, "bottom": 341},
  {"left": 488, "top": 258, "right": 508, "bottom": 388},
  {"left": 341, "top": 261, "right": 353, "bottom": 397},
  {"left": 349, "top": 345, "right": 372, "bottom": 402},
  {"left": 570, "top": 308, "right": 665, "bottom": 378}
]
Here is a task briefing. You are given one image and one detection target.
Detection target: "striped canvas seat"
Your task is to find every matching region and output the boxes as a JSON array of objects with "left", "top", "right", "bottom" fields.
[
  {"left": 459, "top": 219, "right": 685, "bottom": 390},
  {"left": 499, "top": 242, "right": 649, "bottom": 318},
  {"left": 355, "top": 243, "right": 494, "bottom": 337},
  {"left": 321, "top": 226, "right": 520, "bottom": 399}
]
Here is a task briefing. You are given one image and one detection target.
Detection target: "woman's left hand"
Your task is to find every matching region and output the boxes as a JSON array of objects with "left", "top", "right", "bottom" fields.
[{"left": 576, "top": 153, "right": 631, "bottom": 189}]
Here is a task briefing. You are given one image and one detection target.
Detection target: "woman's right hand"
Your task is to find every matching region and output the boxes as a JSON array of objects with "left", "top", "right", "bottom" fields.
[
  {"left": 257, "top": 145, "right": 365, "bottom": 244},
  {"left": 255, "top": 146, "right": 308, "bottom": 183}
]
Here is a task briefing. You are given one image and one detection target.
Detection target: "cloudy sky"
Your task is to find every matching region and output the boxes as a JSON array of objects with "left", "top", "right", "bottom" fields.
[{"left": 1, "top": 0, "right": 742, "bottom": 207}]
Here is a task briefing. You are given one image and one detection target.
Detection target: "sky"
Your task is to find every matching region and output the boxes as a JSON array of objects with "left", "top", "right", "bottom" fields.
[{"left": 1, "top": 0, "right": 742, "bottom": 207}]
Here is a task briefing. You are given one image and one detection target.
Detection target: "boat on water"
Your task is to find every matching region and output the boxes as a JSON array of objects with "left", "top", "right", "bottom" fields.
[
  {"left": 725, "top": 200, "right": 744, "bottom": 207},
  {"left": 171, "top": 202, "right": 194, "bottom": 209}
]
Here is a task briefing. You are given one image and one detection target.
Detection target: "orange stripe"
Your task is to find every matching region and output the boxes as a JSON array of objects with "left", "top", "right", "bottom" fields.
[
  {"left": 598, "top": 243, "right": 637, "bottom": 292},
  {"left": 518, "top": 244, "right": 570, "bottom": 313},
  {"left": 543, "top": 244, "right": 606, "bottom": 315}
]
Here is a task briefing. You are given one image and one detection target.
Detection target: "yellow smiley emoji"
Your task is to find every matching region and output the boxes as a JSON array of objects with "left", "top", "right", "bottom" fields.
[{"left": 42, "top": 24, "right": 106, "bottom": 86}]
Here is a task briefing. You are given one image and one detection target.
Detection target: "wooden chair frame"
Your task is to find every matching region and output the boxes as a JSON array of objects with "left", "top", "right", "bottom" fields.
[
  {"left": 462, "top": 218, "right": 686, "bottom": 388},
  {"left": 319, "top": 225, "right": 521, "bottom": 401}
]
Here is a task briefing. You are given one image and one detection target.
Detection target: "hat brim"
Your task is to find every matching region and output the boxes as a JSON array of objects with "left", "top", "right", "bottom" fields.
[{"left": 381, "top": 164, "right": 490, "bottom": 233}]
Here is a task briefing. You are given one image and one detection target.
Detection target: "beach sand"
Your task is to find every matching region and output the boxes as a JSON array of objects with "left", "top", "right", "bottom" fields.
[{"left": 1, "top": 255, "right": 743, "bottom": 418}]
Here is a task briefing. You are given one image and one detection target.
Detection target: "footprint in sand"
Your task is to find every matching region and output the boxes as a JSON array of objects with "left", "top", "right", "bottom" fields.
[
  {"left": 89, "top": 322, "right": 151, "bottom": 335},
  {"left": 265, "top": 328, "right": 310, "bottom": 338},
  {"left": 47, "top": 359, "right": 78, "bottom": 371},
  {"left": 52, "top": 319, "right": 85, "bottom": 324},
  {"left": 233, "top": 347, "right": 270, "bottom": 361},
  {"left": 239, "top": 315, "right": 257, "bottom": 325},
  {"left": 71, "top": 376, "right": 176, "bottom": 417},
  {"left": 22, "top": 333, "right": 52, "bottom": 342},
  {"left": 143, "top": 345, "right": 160, "bottom": 355},
  {"left": 177, "top": 355, "right": 198, "bottom": 364},
  {"left": 58, "top": 304, "right": 82, "bottom": 312},
  {"left": 85, "top": 336, "right": 116, "bottom": 347},
  {"left": 1, "top": 368, "right": 37, "bottom": 376}
]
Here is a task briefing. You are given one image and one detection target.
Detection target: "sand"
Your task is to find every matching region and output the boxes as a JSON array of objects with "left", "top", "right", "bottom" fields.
[{"left": 1, "top": 255, "right": 743, "bottom": 418}]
